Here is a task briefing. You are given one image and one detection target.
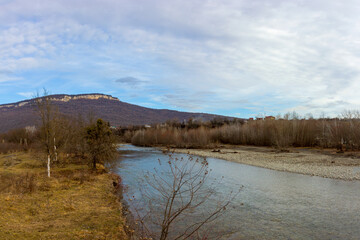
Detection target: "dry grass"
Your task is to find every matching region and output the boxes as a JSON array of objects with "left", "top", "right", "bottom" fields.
[{"left": 0, "top": 152, "right": 128, "bottom": 240}]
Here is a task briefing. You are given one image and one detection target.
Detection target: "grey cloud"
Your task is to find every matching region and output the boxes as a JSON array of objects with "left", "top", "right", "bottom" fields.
[
  {"left": 1, "top": 0, "right": 360, "bottom": 115},
  {"left": 115, "top": 77, "right": 144, "bottom": 85},
  {"left": 305, "top": 100, "right": 350, "bottom": 109},
  {"left": 0, "top": 70, "right": 13, "bottom": 75}
]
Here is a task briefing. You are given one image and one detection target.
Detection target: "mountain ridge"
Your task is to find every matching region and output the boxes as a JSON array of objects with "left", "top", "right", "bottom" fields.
[
  {"left": 0, "top": 93, "right": 235, "bottom": 133},
  {"left": 0, "top": 94, "right": 119, "bottom": 109}
]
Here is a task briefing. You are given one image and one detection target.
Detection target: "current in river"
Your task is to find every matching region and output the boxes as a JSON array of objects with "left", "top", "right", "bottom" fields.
[{"left": 114, "top": 145, "right": 360, "bottom": 240}]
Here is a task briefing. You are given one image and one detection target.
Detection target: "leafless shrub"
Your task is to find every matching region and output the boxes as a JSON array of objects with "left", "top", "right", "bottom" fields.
[
  {"left": 130, "top": 111, "right": 360, "bottom": 151},
  {"left": 0, "top": 172, "right": 37, "bottom": 194},
  {"left": 53, "top": 169, "right": 94, "bottom": 184},
  {"left": 38, "top": 180, "right": 51, "bottom": 191},
  {"left": 129, "top": 154, "right": 239, "bottom": 239},
  {"left": 0, "top": 142, "right": 23, "bottom": 154}
]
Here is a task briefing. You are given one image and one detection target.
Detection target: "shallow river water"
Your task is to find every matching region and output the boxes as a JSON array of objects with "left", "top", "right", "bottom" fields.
[{"left": 114, "top": 145, "right": 360, "bottom": 240}]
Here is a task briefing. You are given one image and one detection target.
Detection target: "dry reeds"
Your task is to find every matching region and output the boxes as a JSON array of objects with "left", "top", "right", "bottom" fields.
[{"left": 130, "top": 112, "right": 360, "bottom": 150}]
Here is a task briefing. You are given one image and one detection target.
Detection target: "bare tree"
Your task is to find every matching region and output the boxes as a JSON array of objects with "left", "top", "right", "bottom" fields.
[
  {"left": 35, "top": 89, "right": 57, "bottom": 177},
  {"left": 129, "top": 152, "right": 239, "bottom": 240}
]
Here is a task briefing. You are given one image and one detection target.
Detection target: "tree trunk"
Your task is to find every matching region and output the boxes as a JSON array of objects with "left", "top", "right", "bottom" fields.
[
  {"left": 93, "top": 157, "right": 97, "bottom": 170},
  {"left": 47, "top": 154, "right": 51, "bottom": 177},
  {"left": 54, "top": 137, "right": 58, "bottom": 162}
]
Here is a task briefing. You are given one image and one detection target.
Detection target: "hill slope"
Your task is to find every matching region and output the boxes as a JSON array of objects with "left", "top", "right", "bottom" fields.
[{"left": 0, "top": 94, "right": 232, "bottom": 132}]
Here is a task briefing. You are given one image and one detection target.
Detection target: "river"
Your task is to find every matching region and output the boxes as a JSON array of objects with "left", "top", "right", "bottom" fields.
[{"left": 114, "top": 145, "right": 360, "bottom": 239}]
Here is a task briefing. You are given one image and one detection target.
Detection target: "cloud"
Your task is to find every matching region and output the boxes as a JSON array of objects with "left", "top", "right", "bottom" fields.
[
  {"left": 17, "top": 92, "right": 34, "bottom": 98},
  {"left": 0, "top": 70, "right": 13, "bottom": 75},
  {"left": 0, "top": 69, "right": 22, "bottom": 83},
  {"left": 0, "top": 76, "right": 22, "bottom": 83},
  {"left": 1, "top": 0, "right": 360, "bottom": 116},
  {"left": 115, "top": 77, "right": 145, "bottom": 85}
]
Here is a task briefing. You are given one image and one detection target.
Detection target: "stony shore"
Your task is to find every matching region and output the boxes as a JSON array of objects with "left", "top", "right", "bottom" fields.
[{"left": 172, "top": 146, "right": 360, "bottom": 181}]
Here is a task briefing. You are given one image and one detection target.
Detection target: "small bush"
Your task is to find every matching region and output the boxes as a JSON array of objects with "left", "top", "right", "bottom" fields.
[
  {"left": 0, "top": 172, "right": 37, "bottom": 194},
  {"left": 0, "top": 142, "right": 23, "bottom": 154}
]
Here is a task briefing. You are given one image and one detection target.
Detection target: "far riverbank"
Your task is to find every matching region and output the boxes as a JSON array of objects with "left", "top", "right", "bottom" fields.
[{"left": 170, "top": 145, "right": 360, "bottom": 181}]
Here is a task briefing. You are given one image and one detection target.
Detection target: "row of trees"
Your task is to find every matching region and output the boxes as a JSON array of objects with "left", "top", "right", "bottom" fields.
[
  {"left": 0, "top": 91, "right": 117, "bottom": 177},
  {"left": 129, "top": 112, "right": 360, "bottom": 151}
]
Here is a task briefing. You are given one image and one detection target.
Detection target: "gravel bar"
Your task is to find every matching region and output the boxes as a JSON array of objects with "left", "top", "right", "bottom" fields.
[{"left": 171, "top": 146, "right": 360, "bottom": 181}]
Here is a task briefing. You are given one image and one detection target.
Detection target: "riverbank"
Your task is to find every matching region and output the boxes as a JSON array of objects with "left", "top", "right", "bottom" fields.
[
  {"left": 0, "top": 152, "right": 128, "bottom": 239},
  {"left": 171, "top": 145, "right": 360, "bottom": 181}
]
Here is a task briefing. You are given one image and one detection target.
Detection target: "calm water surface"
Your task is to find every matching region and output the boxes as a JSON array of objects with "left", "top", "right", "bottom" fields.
[{"left": 114, "top": 145, "right": 360, "bottom": 240}]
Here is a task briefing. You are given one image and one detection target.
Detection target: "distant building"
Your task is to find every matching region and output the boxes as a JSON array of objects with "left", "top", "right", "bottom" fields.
[
  {"left": 249, "top": 118, "right": 254, "bottom": 121},
  {"left": 265, "top": 116, "right": 275, "bottom": 120}
]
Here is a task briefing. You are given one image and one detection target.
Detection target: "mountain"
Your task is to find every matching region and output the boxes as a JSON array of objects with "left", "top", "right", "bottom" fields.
[{"left": 0, "top": 93, "right": 234, "bottom": 133}]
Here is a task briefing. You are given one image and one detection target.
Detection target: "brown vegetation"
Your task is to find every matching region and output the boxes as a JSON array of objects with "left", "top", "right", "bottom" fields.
[
  {"left": 0, "top": 152, "right": 128, "bottom": 239},
  {"left": 129, "top": 111, "right": 360, "bottom": 151},
  {"left": 0, "top": 115, "right": 115, "bottom": 170}
]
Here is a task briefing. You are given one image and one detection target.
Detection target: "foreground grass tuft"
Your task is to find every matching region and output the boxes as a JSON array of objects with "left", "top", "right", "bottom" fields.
[{"left": 0, "top": 152, "right": 128, "bottom": 240}]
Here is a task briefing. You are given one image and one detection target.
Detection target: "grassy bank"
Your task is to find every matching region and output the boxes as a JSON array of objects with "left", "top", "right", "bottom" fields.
[{"left": 0, "top": 152, "right": 128, "bottom": 240}]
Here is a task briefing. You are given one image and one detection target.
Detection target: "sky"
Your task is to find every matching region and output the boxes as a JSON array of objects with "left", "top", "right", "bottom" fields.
[{"left": 1, "top": 0, "right": 360, "bottom": 118}]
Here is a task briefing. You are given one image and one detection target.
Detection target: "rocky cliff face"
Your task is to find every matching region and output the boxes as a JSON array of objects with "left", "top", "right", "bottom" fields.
[
  {"left": 0, "top": 94, "right": 119, "bottom": 109},
  {"left": 49, "top": 94, "right": 119, "bottom": 102}
]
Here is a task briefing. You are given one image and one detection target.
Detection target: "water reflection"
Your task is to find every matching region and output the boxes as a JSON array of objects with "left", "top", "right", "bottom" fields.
[{"left": 115, "top": 145, "right": 360, "bottom": 240}]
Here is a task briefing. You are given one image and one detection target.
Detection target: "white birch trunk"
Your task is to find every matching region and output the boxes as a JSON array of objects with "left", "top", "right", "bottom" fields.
[
  {"left": 47, "top": 154, "right": 51, "bottom": 177},
  {"left": 54, "top": 137, "right": 58, "bottom": 162}
]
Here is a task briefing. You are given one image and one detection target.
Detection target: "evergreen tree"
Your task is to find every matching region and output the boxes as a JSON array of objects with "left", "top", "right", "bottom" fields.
[{"left": 85, "top": 119, "right": 117, "bottom": 169}]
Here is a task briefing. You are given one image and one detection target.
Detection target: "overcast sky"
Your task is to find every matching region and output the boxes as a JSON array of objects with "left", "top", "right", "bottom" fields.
[{"left": 1, "top": 0, "right": 360, "bottom": 117}]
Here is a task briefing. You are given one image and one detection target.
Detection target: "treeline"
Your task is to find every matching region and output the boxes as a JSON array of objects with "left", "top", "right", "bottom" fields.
[
  {"left": 0, "top": 115, "right": 89, "bottom": 156},
  {"left": 0, "top": 116, "right": 116, "bottom": 163},
  {"left": 126, "top": 111, "right": 360, "bottom": 151},
  {"left": 0, "top": 92, "right": 117, "bottom": 174},
  {"left": 114, "top": 118, "right": 243, "bottom": 142},
  {"left": 0, "top": 127, "right": 35, "bottom": 153}
]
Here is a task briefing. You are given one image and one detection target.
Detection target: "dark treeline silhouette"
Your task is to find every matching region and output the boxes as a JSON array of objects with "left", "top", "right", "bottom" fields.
[{"left": 125, "top": 111, "right": 360, "bottom": 151}]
